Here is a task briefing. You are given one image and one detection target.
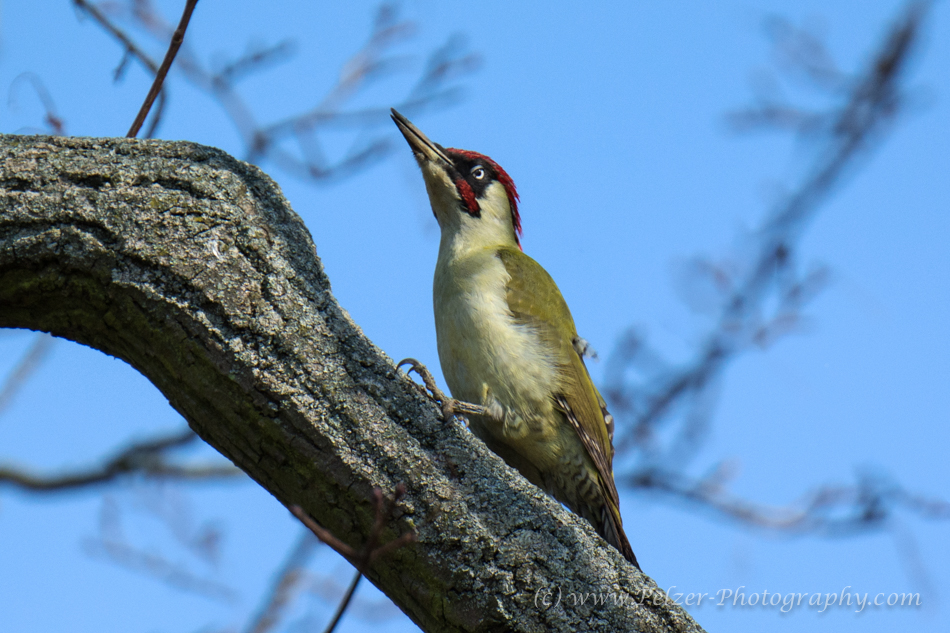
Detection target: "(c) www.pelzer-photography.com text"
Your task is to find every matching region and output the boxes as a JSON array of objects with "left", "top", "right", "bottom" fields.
[{"left": 534, "top": 585, "right": 922, "bottom": 614}]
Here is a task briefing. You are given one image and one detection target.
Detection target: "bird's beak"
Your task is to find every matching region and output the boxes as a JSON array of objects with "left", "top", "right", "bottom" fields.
[{"left": 391, "top": 109, "right": 453, "bottom": 166}]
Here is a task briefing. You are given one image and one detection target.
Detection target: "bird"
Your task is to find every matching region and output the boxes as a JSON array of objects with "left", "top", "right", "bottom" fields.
[{"left": 391, "top": 109, "right": 639, "bottom": 569}]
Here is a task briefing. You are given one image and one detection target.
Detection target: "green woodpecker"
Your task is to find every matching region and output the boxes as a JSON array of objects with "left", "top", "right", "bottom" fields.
[{"left": 392, "top": 109, "right": 639, "bottom": 568}]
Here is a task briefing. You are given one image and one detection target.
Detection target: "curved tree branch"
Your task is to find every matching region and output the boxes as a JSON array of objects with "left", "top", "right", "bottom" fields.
[{"left": 0, "top": 134, "right": 703, "bottom": 633}]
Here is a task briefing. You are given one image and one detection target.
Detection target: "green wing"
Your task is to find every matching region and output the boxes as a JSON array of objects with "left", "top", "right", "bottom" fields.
[
  {"left": 495, "top": 247, "right": 620, "bottom": 506},
  {"left": 497, "top": 246, "right": 639, "bottom": 567}
]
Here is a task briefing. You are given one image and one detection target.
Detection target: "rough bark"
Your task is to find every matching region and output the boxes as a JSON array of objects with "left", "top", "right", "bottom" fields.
[{"left": 0, "top": 134, "right": 705, "bottom": 633}]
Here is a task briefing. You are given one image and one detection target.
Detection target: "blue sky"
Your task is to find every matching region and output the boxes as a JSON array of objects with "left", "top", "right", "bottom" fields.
[{"left": 1, "top": 1, "right": 948, "bottom": 632}]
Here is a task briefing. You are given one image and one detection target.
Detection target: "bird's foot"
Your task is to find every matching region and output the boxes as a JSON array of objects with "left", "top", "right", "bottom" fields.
[{"left": 397, "top": 358, "right": 489, "bottom": 425}]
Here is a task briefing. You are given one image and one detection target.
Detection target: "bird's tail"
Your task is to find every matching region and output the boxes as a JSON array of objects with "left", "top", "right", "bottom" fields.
[{"left": 601, "top": 502, "right": 640, "bottom": 570}]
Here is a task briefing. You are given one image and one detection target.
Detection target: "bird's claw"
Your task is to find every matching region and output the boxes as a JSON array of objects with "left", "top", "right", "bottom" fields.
[
  {"left": 397, "top": 358, "right": 446, "bottom": 401},
  {"left": 397, "top": 358, "right": 488, "bottom": 425}
]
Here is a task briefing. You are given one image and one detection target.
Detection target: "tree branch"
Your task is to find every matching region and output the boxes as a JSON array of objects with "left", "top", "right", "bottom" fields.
[
  {"left": 0, "top": 427, "right": 241, "bottom": 491},
  {"left": 628, "top": 467, "right": 950, "bottom": 535},
  {"left": 0, "top": 134, "right": 704, "bottom": 633},
  {"left": 108, "top": 0, "right": 479, "bottom": 180},
  {"left": 609, "top": 0, "right": 930, "bottom": 470}
]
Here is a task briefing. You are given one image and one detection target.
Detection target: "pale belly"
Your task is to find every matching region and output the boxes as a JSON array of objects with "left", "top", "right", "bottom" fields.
[
  {"left": 432, "top": 250, "right": 605, "bottom": 516},
  {"left": 434, "top": 251, "right": 563, "bottom": 466}
]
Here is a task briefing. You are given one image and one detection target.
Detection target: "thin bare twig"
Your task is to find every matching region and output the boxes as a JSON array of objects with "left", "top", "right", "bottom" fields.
[
  {"left": 103, "top": 0, "right": 478, "bottom": 181},
  {"left": 288, "top": 485, "right": 415, "bottom": 633},
  {"left": 610, "top": 1, "right": 930, "bottom": 461},
  {"left": 290, "top": 485, "right": 416, "bottom": 571},
  {"left": 606, "top": 2, "right": 947, "bottom": 559},
  {"left": 244, "top": 530, "right": 319, "bottom": 633},
  {"left": 7, "top": 73, "right": 66, "bottom": 134},
  {"left": 126, "top": 0, "right": 199, "bottom": 137},
  {"left": 628, "top": 467, "right": 950, "bottom": 534},
  {"left": 0, "top": 333, "right": 54, "bottom": 416},
  {"left": 84, "top": 535, "right": 238, "bottom": 603},
  {"left": 73, "top": 0, "right": 167, "bottom": 138},
  {"left": 321, "top": 570, "right": 362, "bottom": 633},
  {"left": 0, "top": 427, "right": 242, "bottom": 491},
  {"left": 81, "top": 487, "right": 233, "bottom": 600}
]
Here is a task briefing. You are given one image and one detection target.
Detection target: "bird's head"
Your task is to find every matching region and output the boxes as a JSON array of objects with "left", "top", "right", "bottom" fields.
[{"left": 392, "top": 109, "right": 522, "bottom": 251}]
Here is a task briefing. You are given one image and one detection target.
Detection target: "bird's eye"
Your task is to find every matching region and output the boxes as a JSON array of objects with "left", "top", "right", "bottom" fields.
[{"left": 471, "top": 166, "right": 486, "bottom": 180}]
